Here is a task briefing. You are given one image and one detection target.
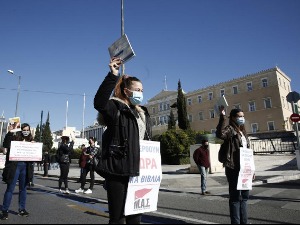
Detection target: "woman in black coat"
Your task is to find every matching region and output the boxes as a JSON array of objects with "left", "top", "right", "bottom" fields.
[
  {"left": 1, "top": 123, "right": 34, "bottom": 220},
  {"left": 56, "top": 135, "right": 74, "bottom": 194},
  {"left": 94, "top": 57, "right": 152, "bottom": 224}
]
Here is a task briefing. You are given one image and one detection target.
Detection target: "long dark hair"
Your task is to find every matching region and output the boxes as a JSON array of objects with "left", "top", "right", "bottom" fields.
[{"left": 229, "top": 109, "right": 247, "bottom": 136}]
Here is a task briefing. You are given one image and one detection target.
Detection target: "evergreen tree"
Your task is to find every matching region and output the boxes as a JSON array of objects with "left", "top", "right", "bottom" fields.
[
  {"left": 177, "top": 79, "right": 190, "bottom": 130},
  {"left": 34, "top": 124, "right": 41, "bottom": 142},
  {"left": 168, "top": 109, "right": 176, "bottom": 130},
  {"left": 42, "top": 112, "right": 53, "bottom": 152}
]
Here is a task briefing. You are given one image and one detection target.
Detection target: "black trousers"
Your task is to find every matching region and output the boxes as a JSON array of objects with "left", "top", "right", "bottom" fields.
[
  {"left": 106, "top": 175, "right": 142, "bottom": 224},
  {"left": 59, "top": 163, "right": 70, "bottom": 189},
  {"left": 80, "top": 163, "right": 95, "bottom": 190},
  {"left": 43, "top": 163, "right": 49, "bottom": 176}
]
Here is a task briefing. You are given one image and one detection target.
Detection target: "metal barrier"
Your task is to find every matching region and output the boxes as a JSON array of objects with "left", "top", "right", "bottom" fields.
[{"left": 250, "top": 138, "right": 296, "bottom": 154}]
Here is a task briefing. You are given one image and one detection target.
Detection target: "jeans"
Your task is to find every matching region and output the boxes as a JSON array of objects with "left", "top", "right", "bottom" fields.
[
  {"left": 226, "top": 167, "right": 249, "bottom": 224},
  {"left": 197, "top": 165, "right": 208, "bottom": 193},
  {"left": 2, "top": 162, "right": 27, "bottom": 212}
]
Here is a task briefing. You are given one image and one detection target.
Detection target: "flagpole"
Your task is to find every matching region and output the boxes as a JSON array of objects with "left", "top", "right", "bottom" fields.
[{"left": 66, "top": 100, "right": 68, "bottom": 129}]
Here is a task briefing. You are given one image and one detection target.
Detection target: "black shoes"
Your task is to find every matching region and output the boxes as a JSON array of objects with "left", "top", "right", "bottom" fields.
[
  {"left": 18, "top": 210, "right": 29, "bottom": 217},
  {"left": 201, "top": 191, "right": 211, "bottom": 195},
  {"left": 1, "top": 211, "right": 8, "bottom": 220}
]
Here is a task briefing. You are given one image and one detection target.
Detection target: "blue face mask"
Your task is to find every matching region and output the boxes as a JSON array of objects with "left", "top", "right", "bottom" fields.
[
  {"left": 236, "top": 117, "right": 245, "bottom": 126},
  {"left": 129, "top": 91, "right": 143, "bottom": 105}
]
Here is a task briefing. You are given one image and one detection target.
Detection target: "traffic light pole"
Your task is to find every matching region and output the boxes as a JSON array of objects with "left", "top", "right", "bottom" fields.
[{"left": 291, "top": 101, "right": 300, "bottom": 148}]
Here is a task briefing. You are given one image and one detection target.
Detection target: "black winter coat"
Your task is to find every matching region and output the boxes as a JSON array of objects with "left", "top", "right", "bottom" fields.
[
  {"left": 94, "top": 72, "right": 152, "bottom": 177},
  {"left": 2, "top": 132, "right": 34, "bottom": 184},
  {"left": 216, "top": 114, "right": 250, "bottom": 170}
]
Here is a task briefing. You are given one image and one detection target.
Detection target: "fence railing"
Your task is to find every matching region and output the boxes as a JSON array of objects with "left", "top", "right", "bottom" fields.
[{"left": 250, "top": 138, "right": 296, "bottom": 154}]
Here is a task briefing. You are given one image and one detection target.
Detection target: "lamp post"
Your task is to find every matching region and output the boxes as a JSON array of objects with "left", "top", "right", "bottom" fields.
[{"left": 7, "top": 70, "right": 21, "bottom": 117}]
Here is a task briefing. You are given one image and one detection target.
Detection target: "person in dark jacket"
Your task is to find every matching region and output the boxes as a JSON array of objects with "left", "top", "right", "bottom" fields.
[
  {"left": 193, "top": 139, "right": 211, "bottom": 195},
  {"left": 94, "top": 57, "right": 152, "bottom": 224},
  {"left": 1, "top": 123, "right": 34, "bottom": 220},
  {"left": 56, "top": 135, "right": 74, "bottom": 194},
  {"left": 216, "top": 107, "right": 255, "bottom": 224},
  {"left": 75, "top": 137, "right": 99, "bottom": 194},
  {"left": 43, "top": 151, "right": 50, "bottom": 177}
]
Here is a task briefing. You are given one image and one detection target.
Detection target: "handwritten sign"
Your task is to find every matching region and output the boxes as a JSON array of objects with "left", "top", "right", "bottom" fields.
[
  {"left": 237, "top": 148, "right": 255, "bottom": 190},
  {"left": 125, "top": 140, "right": 162, "bottom": 216},
  {"left": 9, "top": 141, "right": 43, "bottom": 162}
]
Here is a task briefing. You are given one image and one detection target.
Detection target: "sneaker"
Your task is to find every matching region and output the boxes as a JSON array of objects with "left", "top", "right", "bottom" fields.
[
  {"left": 18, "top": 210, "right": 29, "bottom": 217},
  {"left": 59, "top": 189, "right": 64, "bottom": 193},
  {"left": 1, "top": 211, "right": 8, "bottom": 220},
  {"left": 201, "top": 192, "right": 207, "bottom": 195},
  {"left": 84, "top": 189, "right": 92, "bottom": 194},
  {"left": 65, "top": 189, "right": 70, "bottom": 194},
  {"left": 205, "top": 191, "right": 211, "bottom": 195},
  {"left": 75, "top": 188, "right": 84, "bottom": 193}
]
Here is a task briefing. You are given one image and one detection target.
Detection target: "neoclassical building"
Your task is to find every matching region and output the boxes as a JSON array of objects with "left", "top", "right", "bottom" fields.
[{"left": 145, "top": 67, "right": 294, "bottom": 136}]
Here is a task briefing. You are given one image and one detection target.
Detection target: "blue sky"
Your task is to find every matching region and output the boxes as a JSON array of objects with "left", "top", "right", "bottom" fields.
[{"left": 0, "top": 0, "right": 299, "bottom": 132}]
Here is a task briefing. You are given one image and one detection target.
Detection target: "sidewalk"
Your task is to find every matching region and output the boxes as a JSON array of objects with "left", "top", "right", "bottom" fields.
[{"left": 34, "top": 153, "right": 300, "bottom": 194}]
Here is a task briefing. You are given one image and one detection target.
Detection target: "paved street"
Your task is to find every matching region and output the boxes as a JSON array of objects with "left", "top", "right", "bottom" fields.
[{"left": 0, "top": 153, "right": 299, "bottom": 224}]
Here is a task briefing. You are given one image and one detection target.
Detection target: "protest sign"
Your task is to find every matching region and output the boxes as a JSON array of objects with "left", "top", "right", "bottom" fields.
[
  {"left": 9, "top": 141, "right": 43, "bottom": 162},
  {"left": 237, "top": 148, "right": 255, "bottom": 190},
  {"left": 125, "top": 140, "right": 162, "bottom": 216},
  {"left": 8, "top": 117, "right": 21, "bottom": 133}
]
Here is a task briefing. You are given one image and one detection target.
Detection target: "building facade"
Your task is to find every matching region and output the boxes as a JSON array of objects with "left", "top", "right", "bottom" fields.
[{"left": 146, "top": 67, "right": 295, "bottom": 136}]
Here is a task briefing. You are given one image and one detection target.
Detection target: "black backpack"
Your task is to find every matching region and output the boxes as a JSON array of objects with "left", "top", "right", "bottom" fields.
[{"left": 218, "top": 142, "right": 227, "bottom": 164}]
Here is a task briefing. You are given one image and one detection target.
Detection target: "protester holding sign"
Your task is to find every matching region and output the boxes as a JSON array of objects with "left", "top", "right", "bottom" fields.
[
  {"left": 56, "top": 135, "right": 74, "bottom": 194},
  {"left": 1, "top": 123, "right": 34, "bottom": 220},
  {"left": 216, "top": 107, "right": 255, "bottom": 224},
  {"left": 94, "top": 57, "right": 152, "bottom": 224}
]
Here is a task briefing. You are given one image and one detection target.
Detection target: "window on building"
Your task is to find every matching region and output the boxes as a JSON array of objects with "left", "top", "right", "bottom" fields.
[
  {"left": 198, "top": 95, "right": 202, "bottom": 103},
  {"left": 208, "top": 92, "right": 213, "bottom": 101},
  {"left": 264, "top": 98, "right": 272, "bottom": 109},
  {"left": 283, "top": 82, "right": 286, "bottom": 90},
  {"left": 247, "top": 82, "right": 253, "bottom": 92},
  {"left": 233, "top": 86, "right": 238, "bottom": 95},
  {"left": 199, "top": 112, "right": 204, "bottom": 121},
  {"left": 163, "top": 103, "right": 167, "bottom": 111},
  {"left": 160, "top": 103, "right": 163, "bottom": 112},
  {"left": 164, "top": 116, "right": 168, "bottom": 124},
  {"left": 187, "top": 98, "right": 192, "bottom": 106},
  {"left": 251, "top": 123, "right": 259, "bottom": 133},
  {"left": 159, "top": 116, "right": 164, "bottom": 125},
  {"left": 209, "top": 110, "right": 215, "bottom": 119},
  {"left": 220, "top": 89, "right": 225, "bottom": 97},
  {"left": 249, "top": 101, "right": 256, "bottom": 112},
  {"left": 268, "top": 121, "right": 275, "bottom": 131},
  {"left": 188, "top": 114, "right": 193, "bottom": 122},
  {"left": 262, "top": 78, "right": 268, "bottom": 88},
  {"left": 278, "top": 78, "right": 281, "bottom": 86},
  {"left": 151, "top": 118, "right": 157, "bottom": 126},
  {"left": 282, "top": 97, "right": 286, "bottom": 108},
  {"left": 152, "top": 107, "right": 156, "bottom": 114}
]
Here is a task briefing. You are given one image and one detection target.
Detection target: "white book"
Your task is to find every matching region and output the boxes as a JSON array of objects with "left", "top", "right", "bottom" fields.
[
  {"left": 214, "top": 95, "right": 229, "bottom": 112},
  {"left": 108, "top": 34, "right": 135, "bottom": 64}
]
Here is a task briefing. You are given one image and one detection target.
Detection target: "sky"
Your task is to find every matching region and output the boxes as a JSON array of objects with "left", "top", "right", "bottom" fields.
[{"left": 0, "top": 0, "right": 299, "bottom": 132}]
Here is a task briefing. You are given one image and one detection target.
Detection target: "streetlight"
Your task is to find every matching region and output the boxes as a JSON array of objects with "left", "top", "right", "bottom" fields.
[{"left": 7, "top": 70, "right": 21, "bottom": 117}]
